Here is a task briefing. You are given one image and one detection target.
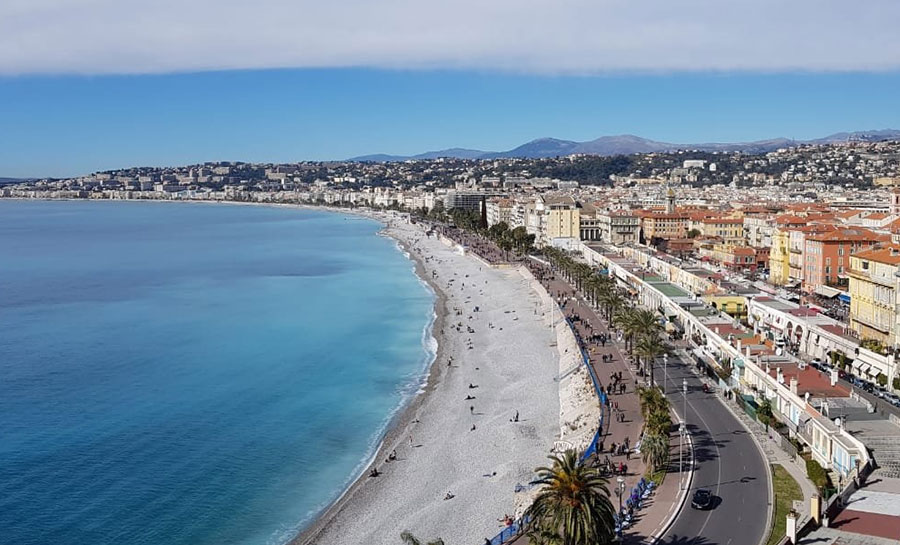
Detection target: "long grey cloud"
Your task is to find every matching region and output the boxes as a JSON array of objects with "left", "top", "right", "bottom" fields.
[{"left": 1, "top": 0, "right": 897, "bottom": 75}]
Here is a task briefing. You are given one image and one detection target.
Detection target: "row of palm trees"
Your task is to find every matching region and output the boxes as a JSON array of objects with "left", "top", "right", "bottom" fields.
[
  {"left": 638, "top": 388, "right": 673, "bottom": 475},
  {"left": 543, "top": 247, "right": 668, "bottom": 389},
  {"left": 400, "top": 248, "right": 674, "bottom": 545}
]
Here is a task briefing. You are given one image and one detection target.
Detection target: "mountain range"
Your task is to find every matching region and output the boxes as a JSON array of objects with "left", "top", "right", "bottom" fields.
[{"left": 349, "top": 129, "right": 900, "bottom": 162}]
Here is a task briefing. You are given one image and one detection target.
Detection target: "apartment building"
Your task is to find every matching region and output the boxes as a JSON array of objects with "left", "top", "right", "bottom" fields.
[
  {"left": 698, "top": 217, "right": 746, "bottom": 245},
  {"left": 848, "top": 244, "right": 900, "bottom": 346},
  {"left": 640, "top": 212, "right": 689, "bottom": 241},
  {"left": 597, "top": 210, "right": 640, "bottom": 245},
  {"left": 804, "top": 228, "right": 886, "bottom": 293}
]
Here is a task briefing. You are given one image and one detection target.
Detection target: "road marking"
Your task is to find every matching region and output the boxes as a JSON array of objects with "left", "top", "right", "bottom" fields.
[{"left": 665, "top": 361, "right": 722, "bottom": 544}]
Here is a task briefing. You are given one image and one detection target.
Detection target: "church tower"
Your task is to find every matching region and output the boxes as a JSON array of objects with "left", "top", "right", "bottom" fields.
[{"left": 666, "top": 186, "right": 676, "bottom": 214}]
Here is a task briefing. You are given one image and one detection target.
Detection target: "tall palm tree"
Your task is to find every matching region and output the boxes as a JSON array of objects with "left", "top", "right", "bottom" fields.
[
  {"left": 400, "top": 531, "right": 445, "bottom": 545},
  {"left": 640, "top": 432, "right": 670, "bottom": 473},
  {"left": 635, "top": 335, "right": 665, "bottom": 387},
  {"left": 524, "top": 449, "right": 616, "bottom": 545},
  {"left": 599, "top": 290, "right": 625, "bottom": 323}
]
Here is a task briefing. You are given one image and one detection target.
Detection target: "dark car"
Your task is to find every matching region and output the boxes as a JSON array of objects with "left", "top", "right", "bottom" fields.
[{"left": 691, "top": 488, "right": 713, "bottom": 510}]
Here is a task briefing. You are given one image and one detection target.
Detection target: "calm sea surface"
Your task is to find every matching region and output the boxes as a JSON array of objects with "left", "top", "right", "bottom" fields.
[{"left": 0, "top": 200, "right": 434, "bottom": 545}]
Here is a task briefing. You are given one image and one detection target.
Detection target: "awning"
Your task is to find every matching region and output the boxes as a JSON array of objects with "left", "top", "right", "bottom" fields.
[
  {"left": 815, "top": 285, "right": 842, "bottom": 298},
  {"left": 838, "top": 294, "right": 851, "bottom": 304}
]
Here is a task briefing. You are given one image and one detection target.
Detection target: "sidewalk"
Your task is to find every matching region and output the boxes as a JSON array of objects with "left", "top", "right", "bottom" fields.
[{"left": 538, "top": 266, "right": 689, "bottom": 543}]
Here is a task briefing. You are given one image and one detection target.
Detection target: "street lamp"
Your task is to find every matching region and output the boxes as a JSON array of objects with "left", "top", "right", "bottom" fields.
[
  {"left": 679, "top": 422, "right": 687, "bottom": 488},
  {"left": 615, "top": 476, "right": 626, "bottom": 513},
  {"left": 663, "top": 353, "right": 669, "bottom": 394}
]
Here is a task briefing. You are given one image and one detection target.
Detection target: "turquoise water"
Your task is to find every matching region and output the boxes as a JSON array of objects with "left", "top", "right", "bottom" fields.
[{"left": 0, "top": 201, "right": 434, "bottom": 545}]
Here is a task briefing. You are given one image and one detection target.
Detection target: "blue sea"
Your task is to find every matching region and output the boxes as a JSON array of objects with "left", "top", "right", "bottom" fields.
[{"left": 0, "top": 201, "right": 435, "bottom": 545}]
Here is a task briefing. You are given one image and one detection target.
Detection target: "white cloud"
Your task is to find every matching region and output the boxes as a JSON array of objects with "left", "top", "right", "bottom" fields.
[{"left": 0, "top": 0, "right": 898, "bottom": 75}]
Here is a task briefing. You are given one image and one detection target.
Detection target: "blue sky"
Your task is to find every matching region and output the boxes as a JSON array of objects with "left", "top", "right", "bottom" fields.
[
  {"left": 2, "top": 70, "right": 900, "bottom": 178},
  {"left": 1, "top": 0, "right": 899, "bottom": 178}
]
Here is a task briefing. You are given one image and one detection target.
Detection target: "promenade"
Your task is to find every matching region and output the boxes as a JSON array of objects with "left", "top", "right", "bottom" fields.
[{"left": 442, "top": 226, "right": 686, "bottom": 544}]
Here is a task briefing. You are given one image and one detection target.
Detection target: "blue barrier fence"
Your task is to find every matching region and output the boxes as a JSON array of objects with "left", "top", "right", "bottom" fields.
[{"left": 483, "top": 312, "right": 608, "bottom": 545}]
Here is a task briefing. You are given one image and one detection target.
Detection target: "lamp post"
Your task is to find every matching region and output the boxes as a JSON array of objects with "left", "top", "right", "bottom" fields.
[
  {"left": 663, "top": 353, "right": 669, "bottom": 394},
  {"left": 679, "top": 422, "right": 687, "bottom": 489},
  {"left": 616, "top": 476, "right": 626, "bottom": 513}
]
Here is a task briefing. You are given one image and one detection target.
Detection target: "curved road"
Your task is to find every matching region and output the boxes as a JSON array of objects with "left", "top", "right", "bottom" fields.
[{"left": 658, "top": 351, "right": 770, "bottom": 545}]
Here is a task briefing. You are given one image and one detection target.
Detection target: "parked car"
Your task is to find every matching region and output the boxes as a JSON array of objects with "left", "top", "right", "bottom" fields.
[
  {"left": 810, "top": 358, "right": 823, "bottom": 370},
  {"left": 691, "top": 488, "right": 713, "bottom": 510}
]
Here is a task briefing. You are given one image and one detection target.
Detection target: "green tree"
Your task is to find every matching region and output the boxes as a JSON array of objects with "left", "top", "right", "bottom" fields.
[
  {"left": 635, "top": 335, "right": 665, "bottom": 388},
  {"left": 524, "top": 450, "right": 616, "bottom": 545},
  {"left": 758, "top": 398, "right": 774, "bottom": 432},
  {"left": 640, "top": 432, "right": 670, "bottom": 473},
  {"left": 687, "top": 228, "right": 701, "bottom": 238},
  {"left": 400, "top": 531, "right": 445, "bottom": 545}
]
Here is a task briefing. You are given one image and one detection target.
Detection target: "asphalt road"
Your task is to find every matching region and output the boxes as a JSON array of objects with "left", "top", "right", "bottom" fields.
[{"left": 658, "top": 352, "right": 770, "bottom": 545}]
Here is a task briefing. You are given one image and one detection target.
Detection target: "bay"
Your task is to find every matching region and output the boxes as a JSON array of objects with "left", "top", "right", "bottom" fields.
[{"left": 0, "top": 200, "right": 434, "bottom": 545}]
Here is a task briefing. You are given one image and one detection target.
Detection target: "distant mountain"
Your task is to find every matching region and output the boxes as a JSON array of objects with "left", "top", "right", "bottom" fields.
[
  {"left": 348, "top": 129, "right": 900, "bottom": 162},
  {"left": 481, "top": 138, "right": 580, "bottom": 159},
  {"left": 412, "top": 148, "right": 487, "bottom": 160},
  {"left": 0, "top": 177, "right": 25, "bottom": 185},
  {"left": 808, "top": 129, "right": 900, "bottom": 144}
]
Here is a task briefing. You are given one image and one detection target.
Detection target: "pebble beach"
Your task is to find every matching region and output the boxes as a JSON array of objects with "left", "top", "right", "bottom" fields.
[{"left": 295, "top": 216, "right": 573, "bottom": 545}]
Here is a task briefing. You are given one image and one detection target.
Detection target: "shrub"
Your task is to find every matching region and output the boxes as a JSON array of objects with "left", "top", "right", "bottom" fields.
[
  {"left": 806, "top": 459, "right": 828, "bottom": 490},
  {"left": 893, "top": 376, "right": 900, "bottom": 392}
]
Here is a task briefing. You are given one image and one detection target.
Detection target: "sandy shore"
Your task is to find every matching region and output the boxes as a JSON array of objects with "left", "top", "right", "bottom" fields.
[{"left": 294, "top": 216, "right": 562, "bottom": 545}]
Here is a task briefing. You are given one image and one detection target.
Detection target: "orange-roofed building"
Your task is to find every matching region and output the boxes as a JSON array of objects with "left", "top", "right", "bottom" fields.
[{"left": 803, "top": 228, "right": 891, "bottom": 293}]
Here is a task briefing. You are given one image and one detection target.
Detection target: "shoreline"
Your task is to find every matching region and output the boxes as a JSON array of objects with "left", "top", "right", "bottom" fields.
[
  {"left": 290, "top": 214, "right": 451, "bottom": 545},
  {"left": 3, "top": 198, "right": 565, "bottom": 545}
]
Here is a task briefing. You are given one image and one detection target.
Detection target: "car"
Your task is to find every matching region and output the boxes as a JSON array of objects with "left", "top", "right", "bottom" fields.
[{"left": 691, "top": 488, "right": 713, "bottom": 510}]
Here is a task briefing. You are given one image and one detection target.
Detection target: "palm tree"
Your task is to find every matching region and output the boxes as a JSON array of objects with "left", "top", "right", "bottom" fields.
[
  {"left": 637, "top": 386, "right": 669, "bottom": 421},
  {"left": 640, "top": 432, "right": 670, "bottom": 473},
  {"left": 524, "top": 449, "right": 616, "bottom": 545},
  {"left": 599, "top": 290, "right": 625, "bottom": 323},
  {"left": 631, "top": 309, "right": 662, "bottom": 340},
  {"left": 400, "top": 531, "right": 445, "bottom": 545},
  {"left": 635, "top": 335, "right": 665, "bottom": 387}
]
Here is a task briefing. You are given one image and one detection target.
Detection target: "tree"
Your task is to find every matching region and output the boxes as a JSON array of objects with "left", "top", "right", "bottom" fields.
[
  {"left": 524, "top": 449, "right": 616, "bottom": 545},
  {"left": 687, "top": 228, "right": 701, "bottom": 239},
  {"left": 400, "top": 531, "right": 445, "bottom": 545},
  {"left": 876, "top": 373, "right": 888, "bottom": 387},
  {"left": 758, "top": 398, "right": 774, "bottom": 432},
  {"left": 635, "top": 335, "right": 665, "bottom": 388},
  {"left": 640, "top": 432, "right": 670, "bottom": 473}
]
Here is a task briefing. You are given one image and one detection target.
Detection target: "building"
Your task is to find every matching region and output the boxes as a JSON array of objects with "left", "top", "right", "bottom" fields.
[
  {"left": 444, "top": 190, "right": 505, "bottom": 210},
  {"left": 848, "top": 244, "right": 900, "bottom": 347},
  {"left": 485, "top": 197, "right": 514, "bottom": 227},
  {"left": 769, "top": 229, "right": 791, "bottom": 286},
  {"left": 542, "top": 195, "right": 581, "bottom": 244},
  {"left": 640, "top": 212, "right": 689, "bottom": 242},
  {"left": 804, "top": 228, "right": 886, "bottom": 293},
  {"left": 698, "top": 216, "right": 746, "bottom": 245},
  {"left": 597, "top": 210, "right": 640, "bottom": 245}
]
